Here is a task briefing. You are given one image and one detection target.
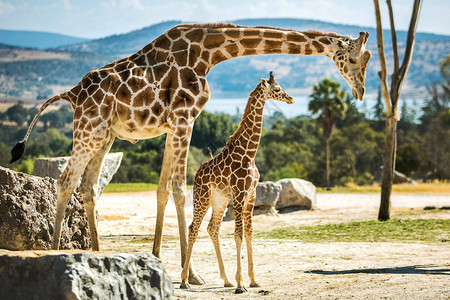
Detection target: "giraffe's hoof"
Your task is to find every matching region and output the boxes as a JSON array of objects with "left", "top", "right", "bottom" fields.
[
  {"left": 224, "top": 282, "right": 234, "bottom": 288},
  {"left": 250, "top": 281, "right": 261, "bottom": 287},
  {"left": 180, "top": 282, "right": 191, "bottom": 289},
  {"left": 188, "top": 274, "right": 205, "bottom": 285},
  {"left": 235, "top": 287, "right": 247, "bottom": 294}
]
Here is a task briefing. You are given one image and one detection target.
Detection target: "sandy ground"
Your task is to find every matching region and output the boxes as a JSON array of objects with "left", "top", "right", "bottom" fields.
[{"left": 97, "top": 191, "right": 450, "bottom": 299}]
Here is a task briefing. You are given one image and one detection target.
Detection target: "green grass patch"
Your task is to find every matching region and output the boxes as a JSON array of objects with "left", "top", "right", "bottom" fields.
[
  {"left": 104, "top": 182, "right": 449, "bottom": 194},
  {"left": 255, "top": 219, "right": 450, "bottom": 243},
  {"left": 129, "top": 236, "right": 179, "bottom": 244},
  {"left": 103, "top": 182, "right": 194, "bottom": 193},
  {"left": 103, "top": 183, "right": 159, "bottom": 193}
]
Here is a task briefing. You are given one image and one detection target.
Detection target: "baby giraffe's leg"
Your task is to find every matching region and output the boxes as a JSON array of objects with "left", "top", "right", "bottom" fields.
[
  {"left": 207, "top": 197, "right": 233, "bottom": 287},
  {"left": 180, "top": 185, "right": 210, "bottom": 289},
  {"left": 244, "top": 189, "right": 260, "bottom": 287},
  {"left": 233, "top": 192, "right": 247, "bottom": 294}
]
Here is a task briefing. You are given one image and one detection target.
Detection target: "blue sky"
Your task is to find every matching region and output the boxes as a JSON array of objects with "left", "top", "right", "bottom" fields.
[{"left": 0, "top": 0, "right": 448, "bottom": 39}]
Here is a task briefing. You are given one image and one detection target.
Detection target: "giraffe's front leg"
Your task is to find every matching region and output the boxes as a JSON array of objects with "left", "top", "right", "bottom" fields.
[
  {"left": 233, "top": 197, "right": 247, "bottom": 294},
  {"left": 172, "top": 124, "right": 205, "bottom": 285},
  {"left": 180, "top": 184, "right": 210, "bottom": 289}
]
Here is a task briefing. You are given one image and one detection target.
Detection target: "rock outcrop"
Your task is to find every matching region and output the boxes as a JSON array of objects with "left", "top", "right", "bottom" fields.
[
  {"left": 0, "top": 166, "right": 91, "bottom": 250},
  {"left": 33, "top": 152, "right": 123, "bottom": 196},
  {"left": 373, "top": 166, "right": 417, "bottom": 184},
  {"left": 0, "top": 250, "right": 174, "bottom": 300}
]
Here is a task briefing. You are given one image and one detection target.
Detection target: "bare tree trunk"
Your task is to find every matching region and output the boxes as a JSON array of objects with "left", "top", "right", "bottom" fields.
[
  {"left": 379, "top": 117, "right": 397, "bottom": 220},
  {"left": 325, "top": 137, "right": 330, "bottom": 188},
  {"left": 374, "top": 0, "right": 421, "bottom": 221}
]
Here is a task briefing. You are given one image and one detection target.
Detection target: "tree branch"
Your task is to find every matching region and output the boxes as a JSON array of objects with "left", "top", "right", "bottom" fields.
[
  {"left": 399, "top": 0, "right": 422, "bottom": 83},
  {"left": 373, "top": 0, "right": 392, "bottom": 113},
  {"left": 387, "top": 0, "right": 399, "bottom": 74}
]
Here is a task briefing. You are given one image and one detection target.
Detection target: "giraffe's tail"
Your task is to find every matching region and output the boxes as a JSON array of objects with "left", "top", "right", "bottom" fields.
[{"left": 10, "top": 93, "right": 71, "bottom": 163}]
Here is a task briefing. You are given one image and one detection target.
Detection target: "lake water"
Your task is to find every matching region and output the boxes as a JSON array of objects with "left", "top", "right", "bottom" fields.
[{"left": 203, "top": 94, "right": 394, "bottom": 118}]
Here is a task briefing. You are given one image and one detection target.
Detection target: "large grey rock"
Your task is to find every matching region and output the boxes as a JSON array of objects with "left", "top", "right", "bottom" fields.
[
  {"left": 276, "top": 178, "right": 317, "bottom": 210},
  {"left": 0, "top": 250, "right": 174, "bottom": 300},
  {"left": 0, "top": 166, "right": 91, "bottom": 250},
  {"left": 224, "top": 181, "right": 282, "bottom": 220},
  {"left": 33, "top": 152, "right": 123, "bottom": 196},
  {"left": 373, "top": 166, "right": 417, "bottom": 184}
]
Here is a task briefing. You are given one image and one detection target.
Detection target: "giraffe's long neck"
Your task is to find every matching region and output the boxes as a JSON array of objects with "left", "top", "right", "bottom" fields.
[
  {"left": 196, "top": 26, "right": 340, "bottom": 72},
  {"left": 228, "top": 86, "right": 266, "bottom": 161}
]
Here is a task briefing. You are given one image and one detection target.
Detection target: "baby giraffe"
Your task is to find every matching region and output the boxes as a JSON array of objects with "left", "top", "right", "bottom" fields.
[{"left": 180, "top": 72, "right": 294, "bottom": 293}]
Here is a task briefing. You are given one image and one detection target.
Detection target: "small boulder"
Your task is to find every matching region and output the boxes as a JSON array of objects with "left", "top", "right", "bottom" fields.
[
  {"left": 0, "top": 250, "right": 174, "bottom": 300},
  {"left": 224, "top": 181, "right": 281, "bottom": 220},
  {"left": 254, "top": 181, "right": 282, "bottom": 216},
  {"left": 0, "top": 166, "right": 91, "bottom": 250},
  {"left": 275, "top": 178, "right": 317, "bottom": 210},
  {"left": 33, "top": 152, "right": 123, "bottom": 196}
]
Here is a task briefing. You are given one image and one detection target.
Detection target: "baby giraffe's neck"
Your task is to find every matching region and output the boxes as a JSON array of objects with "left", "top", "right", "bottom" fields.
[{"left": 228, "top": 87, "right": 266, "bottom": 161}]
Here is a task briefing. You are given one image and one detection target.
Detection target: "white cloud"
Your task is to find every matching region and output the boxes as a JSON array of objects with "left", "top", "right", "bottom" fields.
[{"left": 0, "top": 0, "right": 15, "bottom": 15}]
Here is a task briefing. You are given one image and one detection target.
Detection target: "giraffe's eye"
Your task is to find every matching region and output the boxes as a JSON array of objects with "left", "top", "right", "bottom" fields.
[
  {"left": 273, "top": 88, "right": 281, "bottom": 93},
  {"left": 349, "top": 57, "right": 357, "bottom": 64}
]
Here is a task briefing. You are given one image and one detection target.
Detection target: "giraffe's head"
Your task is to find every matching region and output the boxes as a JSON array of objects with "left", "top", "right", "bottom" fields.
[
  {"left": 330, "top": 31, "right": 372, "bottom": 101},
  {"left": 260, "top": 72, "right": 295, "bottom": 104}
]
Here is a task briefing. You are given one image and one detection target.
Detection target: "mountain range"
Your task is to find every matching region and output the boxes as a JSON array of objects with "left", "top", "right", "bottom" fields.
[
  {"left": 0, "top": 29, "right": 89, "bottom": 49},
  {"left": 0, "top": 18, "right": 448, "bottom": 100}
]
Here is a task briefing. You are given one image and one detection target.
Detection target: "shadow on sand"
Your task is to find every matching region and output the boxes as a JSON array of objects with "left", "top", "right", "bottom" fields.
[{"left": 307, "top": 264, "right": 449, "bottom": 276}]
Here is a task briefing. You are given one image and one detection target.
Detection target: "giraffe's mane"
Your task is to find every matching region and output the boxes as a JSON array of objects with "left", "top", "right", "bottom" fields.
[
  {"left": 227, "top": 86, "right": 262, "bottom": 142},
  {"left": 176, "top": 23, "right": 343, "bottom": 38},
  {"left": 178, "top": 23, "right": 293, "bottom": 31},
  {"left": 176, "top": 22, "right": 241, "bottom": 29},
  {"left": 304, "top": 30, "right": 342, "bottom": 38}
]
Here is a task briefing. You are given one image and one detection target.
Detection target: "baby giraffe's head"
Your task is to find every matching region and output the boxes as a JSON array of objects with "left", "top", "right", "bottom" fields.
[{"left": 260, "top": 72, "right": 295, "bottom": 104}]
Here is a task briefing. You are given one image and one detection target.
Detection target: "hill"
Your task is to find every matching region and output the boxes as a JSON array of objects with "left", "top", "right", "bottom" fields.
[
  {"left": 0, "top": 18, "right": 448, "bottom": 99},
  {"left": 0, "top": 29, "right": 89, "bottom": 49}
]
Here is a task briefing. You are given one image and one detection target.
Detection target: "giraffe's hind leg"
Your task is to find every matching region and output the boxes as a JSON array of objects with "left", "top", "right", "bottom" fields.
[
  {"left": 153, "top": 133, "right": 174, "bottom": 258},
  {"left": 51, "top": 138, "right": 107, "bottom": 250},
  {"left": 244, "top": 189, "right": 260, "bottom": 287},
  {"left": 78, "top": 135, "right": 115, "bottom": 251}
]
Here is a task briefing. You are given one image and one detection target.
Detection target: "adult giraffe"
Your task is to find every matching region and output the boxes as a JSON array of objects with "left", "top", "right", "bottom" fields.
[{"left": 10, "top": 23, "right": 371, "bottom": 284}]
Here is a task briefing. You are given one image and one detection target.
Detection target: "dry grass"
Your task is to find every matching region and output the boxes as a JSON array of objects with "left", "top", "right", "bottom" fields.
[
  {"left": 103, "top": 182, "right": 449, "bottom": 194},
  {"left": 317, "top": 182, "right": 450, "bottom": 195},
  {"left": 99, "top": 215, "right": 129, "bottom": 221}
]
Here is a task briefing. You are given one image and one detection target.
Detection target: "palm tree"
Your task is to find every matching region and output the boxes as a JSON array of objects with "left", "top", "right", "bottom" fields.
[{"left": 308, "top": 78, "right": 348, "bottom": 187}]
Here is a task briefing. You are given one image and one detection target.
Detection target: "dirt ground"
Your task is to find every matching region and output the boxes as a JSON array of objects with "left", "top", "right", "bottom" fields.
[{"left": 97, "top": 191, "right": 450, "bottom": 299}]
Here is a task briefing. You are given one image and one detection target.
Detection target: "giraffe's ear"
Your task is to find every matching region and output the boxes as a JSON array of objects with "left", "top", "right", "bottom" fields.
[{"left": 331, "top": 38, "right": 347, "bottom": 50}]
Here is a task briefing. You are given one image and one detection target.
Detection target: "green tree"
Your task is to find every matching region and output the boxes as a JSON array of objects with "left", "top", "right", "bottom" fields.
[
  {"left": 308, "top": 78, "right": 348, "bottom": 187},
  {"left": 191, "top": 111, "right": 236, "bottom": 153},
  {"left": 40, "top": 105, "right": 73, "bottom": 129},
  {"left": 6, "top": 103, "right": 30, "bottom": 126},
  {"left": 331, "top": 122, "right": 384, "bottom": 185},
  {"left": 373, "top": 86, "right": 385, "bottom": 121},
  {"left": 418, "top": 56, "right": 450, "bottom": 180}
]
